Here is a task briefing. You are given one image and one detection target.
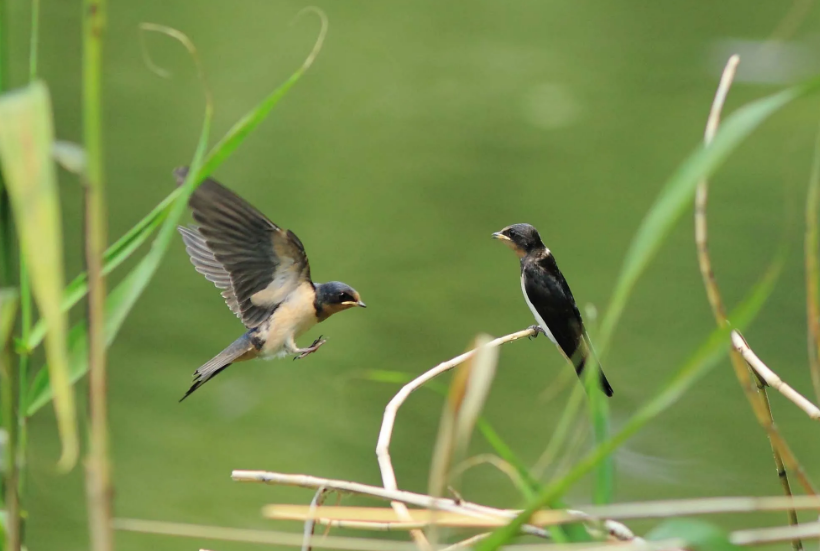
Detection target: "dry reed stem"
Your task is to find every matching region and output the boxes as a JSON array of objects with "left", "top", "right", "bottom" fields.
[
  {"left": 233, "top": 469, "right": 549, "bottom": 539},
  {"left": 263, "top": 493, "right": 820, "bottom": 527},
  {"left": 805, "top": 118, "right": 820, "bottom": 405},
  {"left": 374, "top": 327, "right": 537, "bottom": 549},
  {"left": 114, "top": 518, "right": 418, "bottom": 551},
  {"left": 693, "top": 55, "right": 809, "bottom": 548},
  {"left": 302, "top": 487, "right": 329, "bottom": 551},
  {"left": 116, "top": 516, "right": 820, "bottom": 550},
  {"left": 732, "top": 331, "right": 820, "bottom": 420}
]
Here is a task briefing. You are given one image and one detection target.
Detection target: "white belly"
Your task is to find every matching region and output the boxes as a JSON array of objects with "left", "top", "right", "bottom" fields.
[
  {"left": 521, "top": 274, "right": 557, "bottom": 345},
  {"left": 260, "top": 282, "right": 318, "bottom": 357}
]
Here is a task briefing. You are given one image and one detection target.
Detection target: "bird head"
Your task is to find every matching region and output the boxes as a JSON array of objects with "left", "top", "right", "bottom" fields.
[
  {"left": 315, "top": 281, "right": 366, "bottom": 321},
  {"left": 492, "top": 223, "right": 545, "bottom": 257}
]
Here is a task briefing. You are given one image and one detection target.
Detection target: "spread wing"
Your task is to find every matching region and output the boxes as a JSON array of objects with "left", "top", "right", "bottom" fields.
[
  {"left": 522, "top": 254, "right": 586, "bottom": 365},
  {"left": 178, "top": 225, "right": 243, "bottom": 319},
  {"left": 176, "top": 168, "right": 311, "bottom": 328}
]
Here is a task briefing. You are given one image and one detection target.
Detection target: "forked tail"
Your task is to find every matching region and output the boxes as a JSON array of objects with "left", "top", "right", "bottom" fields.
[
  {"left": 575, "top": 335, "right": 614, "bottom": 397},
  {"left": 179, "top": 333, "right": 255, "bottom": 402}
]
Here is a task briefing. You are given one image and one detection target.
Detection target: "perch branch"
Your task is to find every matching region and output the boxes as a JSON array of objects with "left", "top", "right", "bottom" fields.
[
  {"left": 374, "top": 327, "right": 537, "bottom": 548},
  {"left": 732, "top": 332, "right": 820, "bottom": 420}
]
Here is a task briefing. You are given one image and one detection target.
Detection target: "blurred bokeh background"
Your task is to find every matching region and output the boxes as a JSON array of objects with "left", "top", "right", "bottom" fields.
[{"left": 4, "top": 1, "right": 820, "bottom": 549}]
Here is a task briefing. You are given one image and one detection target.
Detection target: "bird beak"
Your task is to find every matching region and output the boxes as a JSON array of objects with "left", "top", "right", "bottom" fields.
[
  {"left": 357, "top": 300, "right": 367, "bottom": 308},
  {"left": 492, "top": 232, "right": 511, "bottom": 242},
  {"left": 341, "top": 300, "right": 367, "bottom": 308}
]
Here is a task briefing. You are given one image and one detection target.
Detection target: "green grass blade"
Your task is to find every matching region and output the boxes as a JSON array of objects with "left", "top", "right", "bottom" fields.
[
  {"left": 25, "top": 12, "right": 327, "bottom": 353},
  {"left": 598, "top": 78, "right": 820, "bottom": 355},
  {"left": 477, "top": 257, "right": 782, "bottom": 550},
  {"left": 583, "top": 354, "right": 611, "bottom": 505},
  {"left": 24, "top": 192, "right": 172, "bottom": 351},
  {"left": 0, "top": 82, "right": 78, "bottom": 470},
  {"left": 199, "top": 8, "right": 327, "bottom": 176}
]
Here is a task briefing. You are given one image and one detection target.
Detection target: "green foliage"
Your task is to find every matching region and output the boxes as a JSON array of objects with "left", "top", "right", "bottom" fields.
[
  {"left": 597, "top": 77, "right": 820, "bottom": 356},
  {"left": 0, "top": 82, "right": 78, "bottom": 470}
]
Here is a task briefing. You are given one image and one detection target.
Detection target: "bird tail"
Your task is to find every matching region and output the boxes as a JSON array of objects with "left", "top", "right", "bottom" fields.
[
  {"left": 575, "top": 336, "right": 614, "bottom": 398},
  {"left": 179, "top": 333, "right": 256, "bottom": 402}
]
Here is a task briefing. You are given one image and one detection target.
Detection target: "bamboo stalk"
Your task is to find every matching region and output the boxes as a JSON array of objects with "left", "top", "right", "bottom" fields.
[
  {"left": 82, "top": 0, "right": 113, "bottom": 550},
  {"left": 693, "top": 54, "right": 807, "bottom": 549}
]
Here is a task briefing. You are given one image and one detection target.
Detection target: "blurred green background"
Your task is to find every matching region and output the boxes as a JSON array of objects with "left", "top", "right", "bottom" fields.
[{"left": 4, "top": 1, "right": 820, "bottom": 549}]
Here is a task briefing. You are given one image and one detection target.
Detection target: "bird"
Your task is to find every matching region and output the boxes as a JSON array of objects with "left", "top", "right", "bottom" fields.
[
  {"left": 174, "top": 167, "right": 366, "bottom": 401},
  {"left": 492, "top": 223, "right": 613, "bottom": 397}
]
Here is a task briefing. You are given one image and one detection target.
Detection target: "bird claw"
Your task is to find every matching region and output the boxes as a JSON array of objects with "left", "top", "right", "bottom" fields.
[
  {"left": 293, "top": 336, "right": 326, "bottom": 360},
  {"left": 528, "top": 324, "right": 545, "bottom": 340}
]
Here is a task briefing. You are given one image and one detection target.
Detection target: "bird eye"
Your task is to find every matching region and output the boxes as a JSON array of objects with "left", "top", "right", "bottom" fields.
[{"left": 340, "top": 293, "right": 352, "bottom": 302}]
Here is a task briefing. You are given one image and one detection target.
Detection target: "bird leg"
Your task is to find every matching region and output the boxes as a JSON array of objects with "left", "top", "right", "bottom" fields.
[
  {"left": 528, "top": 324, "right": 546, "bottom": 340},
  {"left": 289, "top": 335, "right": 327, "bottom": 361}
]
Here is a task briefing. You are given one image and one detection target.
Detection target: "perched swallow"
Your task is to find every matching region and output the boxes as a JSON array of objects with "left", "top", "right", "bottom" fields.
[
  {"left": 492, "top": 223, "right": 613, "bottom": 397},
  {"left": 175, "top": 168, "right": 366, "bottom": 401}
]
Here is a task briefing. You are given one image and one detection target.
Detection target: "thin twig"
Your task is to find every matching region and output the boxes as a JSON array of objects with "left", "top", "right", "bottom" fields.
[
  {"left": 693, "top": 54, "right": 809, "bottom": 549},
  {"left": 732, "top": 332, "right": 820, "bottom": 420},
  {"left": 374, "top": 327, "right": 537, "bottom": 549}
]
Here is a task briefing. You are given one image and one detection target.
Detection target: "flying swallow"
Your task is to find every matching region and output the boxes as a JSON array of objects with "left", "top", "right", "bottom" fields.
[
  {"left": 492, "top": 223, "right": 613, "bottom": 397},
  {"left": 175, "top": 168, "right": 366, "bottom": 401}
]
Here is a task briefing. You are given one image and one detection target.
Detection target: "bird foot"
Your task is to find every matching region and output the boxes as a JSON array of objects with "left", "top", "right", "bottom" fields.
[
  {"left": 528, "top": 324, "right": 546, "bottom": 340},
  {"left": 293, "top": 336, "right": 326, "bottom": 360}
]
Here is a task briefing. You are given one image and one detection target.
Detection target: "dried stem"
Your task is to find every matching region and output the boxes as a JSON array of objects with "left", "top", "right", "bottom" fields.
[
  {"left": 262, "top": 494, "right": 820, "bottom": 526},
  {"left": 83, "top": 0, "right": 113, "bottom": 550},
  {"left": 374, "top": 327, "right": 536, "bottom": 548},
  {"left": 694, "top": 54, "right": 808, "bottom": 548},
  {"left": 302, "top": 487, "right": 329, "bottom": 551},
  {"left": 805, "top": 118, "right": 820, "bottom": 404},
  {"left": 233, "top": 470, "right": 550, "bottom": 539},
  {"left": 732, "top": 332, "right": 820, "bottom": 420},
  {"left": 114, "top": 518, "right": 418, "bottom": 551}
]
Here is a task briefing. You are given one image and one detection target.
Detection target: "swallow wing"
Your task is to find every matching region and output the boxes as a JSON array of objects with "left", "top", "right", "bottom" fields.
[
  {"left": 178, "top": 225, "right": 242, "bottom": 319},
  {"left": 176, "top": 168, "right": 311, "bottom": 329},
  {"left": 521, "top": 254, "right": 586, "bottom": 365}
]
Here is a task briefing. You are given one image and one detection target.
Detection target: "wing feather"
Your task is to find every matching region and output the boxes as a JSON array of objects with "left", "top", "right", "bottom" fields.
[{"left": 175, "top": 167, "right": 312, "bottom": 328}]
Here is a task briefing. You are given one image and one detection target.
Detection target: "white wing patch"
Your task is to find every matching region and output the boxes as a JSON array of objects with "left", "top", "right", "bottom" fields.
[{"left": 521, "top": 273, "right": 557, "bottom": 345}]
